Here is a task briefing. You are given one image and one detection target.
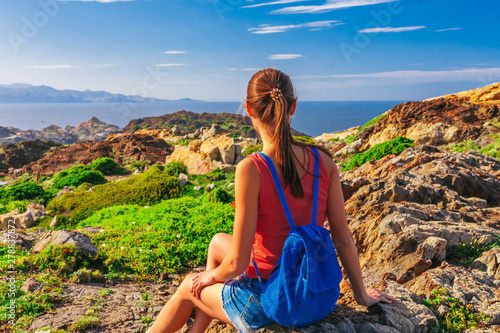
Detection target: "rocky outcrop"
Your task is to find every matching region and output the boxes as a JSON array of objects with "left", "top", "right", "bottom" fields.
[
  {"left": 31, "top": 229, "right": 98, "bottom": 256},
  {"left": 0, "top": 117, "right": 121, "bottom": 146},
  {"left": 0, "top": 203, "right": 46, "bottom": 229},
  {"left": 361, "top": 99, "right": 499, "bottom": 151},
  {"left": 340, "top": 145, "right": 500, "bottom": 286},
  {"left": 0, "top": 139, "right": 60, "bottom": 176},
  {"left": 428, "top": 82, "right": 500, "bottom": 105},
  {"left": 165, "top": 134, "right": 241, "bottom": 175},
  {"left": 18, "top": 133, "right": 172, "bottom": 177},
  {"left": 122, "top": 110, "right": 307, "bottom": 139}
]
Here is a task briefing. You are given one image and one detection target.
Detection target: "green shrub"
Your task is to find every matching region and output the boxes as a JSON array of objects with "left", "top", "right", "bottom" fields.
[
  {"left": 209, "top": 188, "right": 233, "bottom": 203},
  {"left": 47, "top": 167, "right": 183, "bottom": 224},
  {"left": 52, "top": 165, "right": 107, "bottom": 190},
  {"left": 448, "top": 140, "right": 481, "bottom": 153},
  {"left": 241, "top": 125, "right": 253, "bottom": 133},
  {"left": 0, "top": 182, "right": 52, "bottom": 205},
  {"left": 90, "top": 157, "right": 127, "bottom": 175},
  {"left": 344, "top": 134, "right": 357, "bottom": 145},
  {"left": 165, "top": 161, "right": 188, "bottom": 177},
  {"left": 423, "top": 288, "right": 489, "bottom": 332},
  {"left": 342, "top": 136, "right": 414, "bottom": 171}
]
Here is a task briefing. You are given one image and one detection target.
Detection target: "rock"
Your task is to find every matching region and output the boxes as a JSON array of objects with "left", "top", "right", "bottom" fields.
[
  {"left": 50, "top": 216, "right": 57, "bottom": 229},
  {"left": 405, "top": 266, "right": 500, "bottom": 325},
  {"left": 428, "top": 82, "right": 500, "bottom": 105},
  {"left": 159, "top": 271, "right": 169, "bottom": 281},
  {"left": 21, "top": 277, "right": 42, "bottom": 293},
  {"left": 31, "top": 230, "right": 99, "bottom": 256},
  {"left": 361, "top": 98, "right": 499, "bottom": 151},
  {"left": 201, "top": 124, "right": 222, "bottom": 141},
  {"left": 194, "top": 186, "right": 202, "bottom": 191},
  {"left": 228, "top": 182, "right": 235, "bottom": 188},
  {"left": 165, "top": 146, "right": 212, "bottom": 175},
  {"left": 206, "top": 184, "right": 215, "bottom": 192},
  {"left": 81, "top": 226, "right": 104, "bottom": 234},
  {"left": 471, "top": 248, "right": 500, "bottom": 279},
  {"left": 0, "top": 203, "right": 45, "bottom": 229},
  {"left": 56, "top": 186, "right": 74, "bottom": 198},
  {"left": 340, "top": 145, "right": 500, "bottom": 286},
  {"left": 0, "top": 228, "right": 44, "bottom": 250},
  {"left": 200, "top": 140, "right": 220, "bottom": 160},
  {"left": 178, "top": 173, "right": 189, "bottom": 186}
]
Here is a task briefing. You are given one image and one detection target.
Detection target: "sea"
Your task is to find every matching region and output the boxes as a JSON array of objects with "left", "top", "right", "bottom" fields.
[{"left": 0, "top": 101, "right": 402, "bottom": 137}]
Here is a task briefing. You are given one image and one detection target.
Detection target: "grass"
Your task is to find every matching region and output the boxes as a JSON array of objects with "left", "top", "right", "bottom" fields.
[{"left": 358, "top": 113, "right": 386, "bottom": 132}]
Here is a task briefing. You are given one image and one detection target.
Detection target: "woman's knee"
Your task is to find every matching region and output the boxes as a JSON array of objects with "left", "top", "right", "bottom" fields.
[
  {"left": 177, "top": 273, "right": 197, "bottom": 297},
  {"left": 208, "top": 233, "right": 231, "bottom": 256}
]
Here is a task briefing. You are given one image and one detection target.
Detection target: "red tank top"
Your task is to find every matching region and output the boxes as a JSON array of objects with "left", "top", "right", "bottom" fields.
[{"left": 245, "top": 146, "right": 331, "bottom": 280}]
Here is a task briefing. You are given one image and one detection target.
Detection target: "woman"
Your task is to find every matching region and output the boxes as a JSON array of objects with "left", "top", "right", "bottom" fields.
[{"left": 147, "top": 68, "right": 395, "bottom": 333}]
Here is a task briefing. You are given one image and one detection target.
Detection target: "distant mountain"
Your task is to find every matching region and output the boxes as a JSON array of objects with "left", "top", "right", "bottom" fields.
[{"left": 0, "top": 83, "right": 200, "bottom": 103}]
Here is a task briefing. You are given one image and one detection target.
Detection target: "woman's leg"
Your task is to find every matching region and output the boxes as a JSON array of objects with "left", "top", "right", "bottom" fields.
[
  {"left": 189, "top": 233, "right": 233, "bottom": 332},
  {"left": 146, "top": 273, "right": 231, "bottom": 333}
]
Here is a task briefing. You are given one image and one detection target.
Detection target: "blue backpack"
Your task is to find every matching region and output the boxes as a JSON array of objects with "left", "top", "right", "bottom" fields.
[{"left": 254, "top": 147, "right": 343, "bottom": 327}]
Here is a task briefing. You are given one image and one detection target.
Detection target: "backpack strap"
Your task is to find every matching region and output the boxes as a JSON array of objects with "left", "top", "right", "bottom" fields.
[
  {"left": 311, "top": 147, "right": 320, "bottom": 225},
  {"left": 257, "top": 151, "right": 296, "bottom": 229}
]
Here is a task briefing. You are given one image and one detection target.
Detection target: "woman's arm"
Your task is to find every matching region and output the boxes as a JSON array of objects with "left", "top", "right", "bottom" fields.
[
  {"left": 325, "top": 156, "right": 395, "bottom": 306},
  {"left": 191, "top": 158, "right": 259, "bottom": 299}
]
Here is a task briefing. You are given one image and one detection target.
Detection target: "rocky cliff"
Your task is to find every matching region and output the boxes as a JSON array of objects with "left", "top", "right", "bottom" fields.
[{"left": 0, "top": 117, "right": 121, "bottom": 146}]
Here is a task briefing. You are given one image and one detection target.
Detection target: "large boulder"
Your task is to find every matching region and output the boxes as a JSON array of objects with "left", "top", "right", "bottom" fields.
[{"left": 31, "top": 229, "right": 98, "bottom": 256}]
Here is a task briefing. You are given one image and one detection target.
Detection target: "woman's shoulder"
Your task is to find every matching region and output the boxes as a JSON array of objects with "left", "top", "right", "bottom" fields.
[{"left": 309, "top": 146, "right": 338, "bottom": 178}]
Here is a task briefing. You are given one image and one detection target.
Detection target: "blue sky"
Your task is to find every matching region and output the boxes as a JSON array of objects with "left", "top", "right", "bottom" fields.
[{"left": 0, "top": 0, "right": 498, "bottom": 101}]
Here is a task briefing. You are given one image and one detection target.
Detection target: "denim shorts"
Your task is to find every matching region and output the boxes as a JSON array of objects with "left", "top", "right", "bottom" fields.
[{"left": 221, "top": 273, "right": 273, "bottom": 332}]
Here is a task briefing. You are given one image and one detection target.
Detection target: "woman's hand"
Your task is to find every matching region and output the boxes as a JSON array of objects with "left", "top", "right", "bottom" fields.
[
  {"left": 190, "top": 270, "right": 217, "bottom": 300},
  {"left": 356, "top": 288, "right": 396, "bottom": 307}
]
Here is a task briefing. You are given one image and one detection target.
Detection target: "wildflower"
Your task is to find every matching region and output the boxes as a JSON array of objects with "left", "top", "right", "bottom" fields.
[
  {"left": 147, "top": 227, "right": 150, "bottom": 230},
  {"left": 176, "top": 234, "right": 181, "bottom": 239},
  {"left": 102, "top": 244, "right": 106, "bottom": 247},
  {"left": 132, "top": 221, "right": 136, "bottom": 225},
  {"left": 139, "top": 248, "right": 143, "bottom": 252},
  {"left": 120, "top": 246, "right": 124, "bottom": 250}
]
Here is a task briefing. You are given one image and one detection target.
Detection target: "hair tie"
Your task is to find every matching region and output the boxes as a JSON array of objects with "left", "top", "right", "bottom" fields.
[{"left": 270, "top": 87, "right": 283, "bottom": 102}]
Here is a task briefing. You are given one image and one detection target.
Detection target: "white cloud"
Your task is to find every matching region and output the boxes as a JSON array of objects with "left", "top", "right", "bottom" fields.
[
  {"left": 164, "top": 50, "right": 187, "bottom": 54},
  {"left": 91, "top": 63, "right": 118, "bottom": 69},
  {"left": 294, "top": 68, "right": 500, "bottom": 84},
  {"left": 242, "top": 0, "right": 310, "bottom": 8},
  {"left": 271, "top": 0, "right": 398, "bottom": 14},
  {"left": 27, "top": 64, "right": 76, "bottom": 69},
  {"left": 269, "top": 54, "right": 303, "bottom": 60},
  {"left": 154, "top": 63, "right": 186, "bottom": 67},
  {"left": 435, "top": 27, "right": 462, "bottom": 32},
  {"left": 249, "top": 20, "right": 342, "bottom": 34},
  {"left": 60, "top": 0, "right": 137, "bottom": 2},
  {"left": 359, "top": 26, "right": 425, "bottom": 33},
  {"left": 226, "top": 68, "right": 239, "bottom": 71}
]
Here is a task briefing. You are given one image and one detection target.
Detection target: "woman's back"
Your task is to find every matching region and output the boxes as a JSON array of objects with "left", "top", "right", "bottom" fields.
[{"left": 245, "top": 145, "right": 331, "bottom": 280}]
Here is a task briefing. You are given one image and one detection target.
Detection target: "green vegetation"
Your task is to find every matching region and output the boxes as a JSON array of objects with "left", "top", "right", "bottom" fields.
[
  {"left": 448, "top": 140, "right": 481, "bottom": 153},
  {"left": 0, "top": 182, "right": 52, "bottom": 205},
  {"left": 446, "top": 135, "right": 500, "bottom": 160},
  {"left": 358, "top": 113, "right": 385, "bottom": 132},
  {"left": 447, "top": 236, "right": 500, "bottom": 266},
  {"left": 344, "top": 133, "right": 357, "bottom": 145},
  {"left": 209, "top": 188, "right": 233, "bottom": 204},
  {"left": 242, "top": 144, "right": 263, "bottom": 157},
  {"left": 132, "top": 125, "right": 140, "bottom": 133},
  {"left": 47, "top": 165, "right": 183, "bottom": 225},
  {"left": 342, "top": 136, "right": 414, "bottom": 171},
  {"left": 241, "top": 125, "right": 253, "bottom": 133},
  {"left": 78, "top": 195, "right": 234, "bottom": 275},
  {"left": 165, "top": 161, "right": 187, "bottom": 177},
  {"left": 90, "top": 157, "right": 128, "bottom": 175},
  {"left": 423, "top": 288, "right": 489, "bottom": 332},
  {"left": 52, "top": 166, "right": 107, "bottom": 190},
  {"left": 293, "top": 136, "right": 315, "bottom": 145}
]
